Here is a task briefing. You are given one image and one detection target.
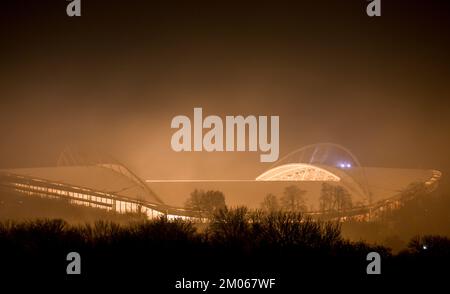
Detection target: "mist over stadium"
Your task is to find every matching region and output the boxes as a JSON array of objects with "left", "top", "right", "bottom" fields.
[{"left": 0, "top": 143, "right": 441, "bottom": 221}]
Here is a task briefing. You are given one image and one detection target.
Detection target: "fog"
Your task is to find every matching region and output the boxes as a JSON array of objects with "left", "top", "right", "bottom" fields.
[{"left": 1, "top": 0, "right": 449, "bottom": 184}]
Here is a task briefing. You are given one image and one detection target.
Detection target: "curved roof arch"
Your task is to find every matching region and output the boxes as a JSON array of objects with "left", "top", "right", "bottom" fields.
[
  {"left": 271, "top": 142, "right": 362, "bottom": 168},
  {"left": 267, "top": 143, "right": 372, "bottom": 203},
  {"left": 256, "top": 163, "right": 341, "bottom": 182},
  {"left": 56, "top": 146, "right": 164, "bottom": 204}
]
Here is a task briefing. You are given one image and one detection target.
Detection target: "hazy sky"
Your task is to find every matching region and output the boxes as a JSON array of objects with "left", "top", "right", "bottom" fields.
[{"left": 1, "top": 0, "right": 449, "bottom": 181}]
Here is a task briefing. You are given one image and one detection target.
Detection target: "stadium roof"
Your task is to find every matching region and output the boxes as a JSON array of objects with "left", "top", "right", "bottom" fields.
[
  {"left": 0, "top": 144, "right": 442, "bottom": 220},
  {"left": 3, "top": 164, "right": 163, "bottom": 204}
]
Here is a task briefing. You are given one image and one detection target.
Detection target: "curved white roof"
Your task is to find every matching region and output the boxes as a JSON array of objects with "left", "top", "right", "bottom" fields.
[{"left": 256, "top": 163, "right": 341, "bottom": 182}]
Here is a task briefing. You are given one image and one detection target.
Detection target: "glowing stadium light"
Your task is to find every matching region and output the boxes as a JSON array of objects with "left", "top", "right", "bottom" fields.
[{"left": 338, "top": 162, "right": 352, "bottom": 169}]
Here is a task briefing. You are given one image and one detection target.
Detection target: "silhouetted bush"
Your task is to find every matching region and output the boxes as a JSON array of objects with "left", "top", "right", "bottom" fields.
[
  {"left": 0, "top": 208, "right": 449, "bottom": 283},
  {"left": 208, "top": 207, "right": 342, "bottom": 248},
  {"left": 407, "top": 235, "right": 450, "bottom": 256}
]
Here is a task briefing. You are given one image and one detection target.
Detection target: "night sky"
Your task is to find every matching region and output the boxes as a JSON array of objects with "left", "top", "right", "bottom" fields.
[{"left": 1, "top": 0, "right": 449, "bottom": 181}]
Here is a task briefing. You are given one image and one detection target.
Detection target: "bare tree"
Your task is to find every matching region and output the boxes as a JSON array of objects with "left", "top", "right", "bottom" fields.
[
  {"left": 260, "top": 193, "right": 280, "bottom": 212},
  {"left": 320, "top": 183, "right": 352, "bottom": 212},
  {"left": 185, "top": 189, "right": 226, "bottom": 215},
  {"left": 280, "top": 185, "right": 307, "bottom": 212}
]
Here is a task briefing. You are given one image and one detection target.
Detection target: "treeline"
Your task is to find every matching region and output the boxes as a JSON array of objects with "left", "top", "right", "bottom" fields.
[
  {"left": 184, "top": 183, "right": 354, "bottom": 216},
  {"left": 184, "top": 183, "right": 450, "bottom": 255},
  {"left": 342, "top": 187, "right": 450, "bottom": 252},
  {"left": 0, "top": 208, "right": 448, "bottom": 284}
]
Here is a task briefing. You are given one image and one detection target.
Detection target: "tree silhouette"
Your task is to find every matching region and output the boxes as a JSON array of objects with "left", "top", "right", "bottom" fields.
[
  {"left": 260, "top": 193, "right": 280, "bottom": 212},
  {"left": 320, "top": 183, "right": 352, "bottom": 212},
  {"left": 185, "top": 189, "right": 226, "bottom": 216},
  {"left": 280, "top": 185, "right": 307, "bottom": 212}
]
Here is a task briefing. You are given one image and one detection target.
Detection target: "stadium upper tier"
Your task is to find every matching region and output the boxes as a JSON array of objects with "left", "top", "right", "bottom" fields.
[
  {"left": 3, "top": 165, "right": 162, "bottom": 204},
  {"left": 0, "top": 164, "right": 197, "bottom": 220}
]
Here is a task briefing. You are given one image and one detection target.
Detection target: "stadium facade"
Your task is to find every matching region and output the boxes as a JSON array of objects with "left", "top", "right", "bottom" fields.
[{"left": 0, "top": 144, "right": 442, "bottom": 221}]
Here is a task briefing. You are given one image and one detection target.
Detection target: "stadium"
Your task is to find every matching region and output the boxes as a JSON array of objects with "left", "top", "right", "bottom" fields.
[{"left": 0, "top": 143, "right": 442, "bottom": 221}]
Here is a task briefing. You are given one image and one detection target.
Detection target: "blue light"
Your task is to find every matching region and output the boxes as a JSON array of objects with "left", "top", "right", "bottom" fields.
[{"left": 338, "top": 162, "right": 352, "bottom": 169}]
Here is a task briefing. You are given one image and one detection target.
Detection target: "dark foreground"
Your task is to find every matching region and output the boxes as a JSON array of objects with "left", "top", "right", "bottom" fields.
[{"left": 0, "top": 209, "right": 449, "bottom": 291}]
